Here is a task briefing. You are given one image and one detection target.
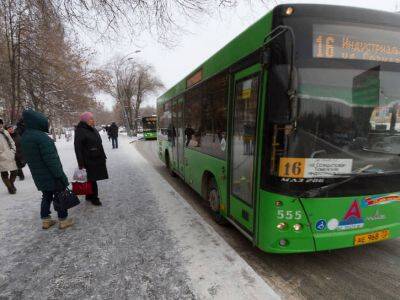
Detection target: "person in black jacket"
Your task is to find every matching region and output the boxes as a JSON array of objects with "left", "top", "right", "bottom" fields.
[
  {"left": 6, "top": 125, "right": 26, "bottom": 180},
  {"left": 109, "top": 122, "right": 119, "bottom": 149},
  {"left": 74, "top": 112, "right": 108, "bottom": 206}
]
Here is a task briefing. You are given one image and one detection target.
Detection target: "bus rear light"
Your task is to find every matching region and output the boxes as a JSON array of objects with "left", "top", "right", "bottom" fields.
[
  {"left": 293, "top": 224, "right": 302, "bottom": 231},
  {"left": 277, "top": 222, "right": 287, "bottom": 230}
]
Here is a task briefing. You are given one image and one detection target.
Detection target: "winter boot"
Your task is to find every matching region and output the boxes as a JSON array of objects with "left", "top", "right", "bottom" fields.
[
  {"left": 59, "top": 218, "right": 74, "bottom": 230},
  {"left": 2, "top": 177, "right": 15, "bottom": 194},
  {"left": 91, "top": 198, "right": 102, "bottom": 206},
  {"left": 42, "top": 219, "right": 57, "bottom": 229},
  {"left": 9, "top": 172, "right": 17, "bottom": 194}
]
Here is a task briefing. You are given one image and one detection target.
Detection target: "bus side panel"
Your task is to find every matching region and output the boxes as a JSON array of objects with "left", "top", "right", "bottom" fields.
[
  {"left": 184, "top": 148, "right": 228, "bottom": 217},
  {"left": 257, "top": 190, "right": 315, "bottom": 253}
]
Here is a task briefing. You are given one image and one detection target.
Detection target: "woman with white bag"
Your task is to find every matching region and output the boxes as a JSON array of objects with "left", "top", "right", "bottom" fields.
[{"left": 74, "top": 112, "right": 108, "bottom": 206}]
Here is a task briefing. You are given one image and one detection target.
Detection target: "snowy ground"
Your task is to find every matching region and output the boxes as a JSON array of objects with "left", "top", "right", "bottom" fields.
[{"left": 0, "top": 135, "right": 279, "bottom": 299}]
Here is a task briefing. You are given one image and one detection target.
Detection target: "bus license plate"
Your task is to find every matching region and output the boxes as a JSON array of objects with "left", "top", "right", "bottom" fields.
[{"left": 354, "top": 230, "right": 390, "bottom": 246}]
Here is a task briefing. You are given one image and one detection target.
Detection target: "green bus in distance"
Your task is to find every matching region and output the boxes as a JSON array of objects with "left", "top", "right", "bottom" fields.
[
  {"left": 157, "top": 4, "right": 400, "bottom": 253},
  {"left": 142, "top": 116, "right": 157, "bottom": 140}
]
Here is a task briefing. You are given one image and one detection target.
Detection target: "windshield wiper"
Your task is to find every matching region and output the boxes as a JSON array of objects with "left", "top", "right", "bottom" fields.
[
  {"left": 301, "top": 165, "right": 375, "bottom": 198},
  {"left": 301, "top": 166, "right": 400, "bottom": 198},
  {"left": 301, "top": 174, "right": 361, "bottom": 198}
]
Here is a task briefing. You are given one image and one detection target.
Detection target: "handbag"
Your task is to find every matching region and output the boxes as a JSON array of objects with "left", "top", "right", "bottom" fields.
[
  {"left": 73, "top": 168, "right": 87, "bottom": 182},
  {"left": 54, "top": 188, "right": 80, "bottom": 211},
  {"left": 72, "top": 181, "right": 93, "bottom": 195}
]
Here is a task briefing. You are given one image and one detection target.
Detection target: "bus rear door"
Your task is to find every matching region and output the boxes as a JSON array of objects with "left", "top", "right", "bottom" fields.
[{"left": 171, "top": 98, "right": 185, "bottom": 177}]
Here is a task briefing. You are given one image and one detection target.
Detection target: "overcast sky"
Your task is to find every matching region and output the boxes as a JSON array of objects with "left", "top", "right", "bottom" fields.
[{"left": 82, "top": 0, "right": 399, "bottom": 109}]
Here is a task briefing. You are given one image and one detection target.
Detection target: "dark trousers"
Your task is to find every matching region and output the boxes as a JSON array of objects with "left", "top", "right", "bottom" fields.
[
  {"left": 86, "top": 181, "right": 98, "bottom": 200},
  {"left": 41, "top": 191, "right": 68, "bottom": 220},
  {"left": 17, "top": 168, "right": 24, "bottom": 179},
  {"left": 111, "top": 137, "right": 118, "bottom": 148}
]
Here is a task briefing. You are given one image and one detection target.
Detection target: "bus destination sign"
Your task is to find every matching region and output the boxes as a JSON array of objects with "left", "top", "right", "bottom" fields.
[{"left": 313, "top": 24, "right": 400, "bottom": 64}]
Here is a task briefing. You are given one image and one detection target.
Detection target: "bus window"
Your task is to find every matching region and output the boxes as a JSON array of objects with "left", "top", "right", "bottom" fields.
[{"left": 184, "top": 73, "right": 228, "bottom": 159}]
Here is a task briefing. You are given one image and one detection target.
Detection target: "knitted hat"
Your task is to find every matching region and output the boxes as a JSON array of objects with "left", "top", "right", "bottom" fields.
[{"left": 80, "top": 112, "right": 94, "bottom": 122}]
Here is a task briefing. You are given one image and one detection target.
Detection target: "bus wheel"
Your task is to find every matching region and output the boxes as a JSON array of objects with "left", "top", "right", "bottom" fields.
[
  {"left": 165, "top": 152, "right": 176, "bottom": 177},
  {"left": 208, "top": 178, "right": 227, "bottom": 225}
]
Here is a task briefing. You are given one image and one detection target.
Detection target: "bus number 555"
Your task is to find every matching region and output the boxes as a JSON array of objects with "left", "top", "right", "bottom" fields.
[{"left": 277, "top": 210, "right": 302, "bottom": 220}]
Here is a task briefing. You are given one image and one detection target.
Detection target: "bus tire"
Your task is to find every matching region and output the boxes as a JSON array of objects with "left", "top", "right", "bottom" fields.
[
  {"left": 208, "top": 177, "right": 227, "bottom": 225},
  {"left": 165, "top": 151, "right": 177, "bottom": 177}
]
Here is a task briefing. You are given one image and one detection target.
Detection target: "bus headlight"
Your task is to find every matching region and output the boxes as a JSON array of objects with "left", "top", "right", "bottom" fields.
[
  {"left": 277, "top": 222, "right": 287, "bottom": 230},
  {"left": 279, "top": 239, "right": 288, "bottom": 247},
  {"left": 293, "top": 224, "right": 302, "bottom": 231}
]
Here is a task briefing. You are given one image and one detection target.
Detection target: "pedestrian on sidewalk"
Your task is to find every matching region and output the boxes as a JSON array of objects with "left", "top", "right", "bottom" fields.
[
  {"left": 0, "top": 119, "right": 18, "bottom": 194},
  {"left": 109, "top": 122, "right": 119, "bottom": 149},
  {"left": 74, "top": 112, "right": 108, "bottom": 206},
  {"left": 105, "top": 125, "right": 111, "bottom": 141},
  {"left": 6, "top": 125, "right": 26, "bottom": 180},
  {"left": 20, "top": 110, "right": 73, "bottom": 230}
]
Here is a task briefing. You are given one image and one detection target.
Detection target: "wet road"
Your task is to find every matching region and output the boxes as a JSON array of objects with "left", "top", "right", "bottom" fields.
[{"left": 135, "top": 140, "right": 400, "bottom": 300}]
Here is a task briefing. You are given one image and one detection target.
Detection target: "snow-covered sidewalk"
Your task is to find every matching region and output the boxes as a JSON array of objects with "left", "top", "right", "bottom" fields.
[{"left": 0, "top": 135, "right": 279, "bottom": 299}]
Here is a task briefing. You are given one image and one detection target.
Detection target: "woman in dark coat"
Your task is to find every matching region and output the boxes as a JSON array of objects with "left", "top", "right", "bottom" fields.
[
  {"left": 74, "top": 112, "right": 108, "bottom": 206},
  {"left": 20, "top": 110, "right": 73, "bottom": 230}
]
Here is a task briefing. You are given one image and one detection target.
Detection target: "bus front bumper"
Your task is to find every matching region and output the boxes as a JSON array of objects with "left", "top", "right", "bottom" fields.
[{"left": 313, "top": 222, "right": 400, "bottom": 251}]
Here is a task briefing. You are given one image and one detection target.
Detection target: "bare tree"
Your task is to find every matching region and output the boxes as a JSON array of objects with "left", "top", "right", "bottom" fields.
[
  {"left": 0, "top": 0, "right": 268, "bottom": 123},
  {"left": 104, "top": 56, "right": 163, "bottom": 135},
  {"left": 53, "top": 0, "right": 244, "bottom": 43},
  {"left": 140, "top": 105, "right": 156, "bottom": 117},
  {"left": 132, "top": 64, "right": 163, "bottom": 131}
]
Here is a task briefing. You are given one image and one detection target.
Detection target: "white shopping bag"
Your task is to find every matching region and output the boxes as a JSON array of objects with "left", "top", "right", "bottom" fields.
[{"left": 73, "top": 168, "right": 87, "bottom": 182}]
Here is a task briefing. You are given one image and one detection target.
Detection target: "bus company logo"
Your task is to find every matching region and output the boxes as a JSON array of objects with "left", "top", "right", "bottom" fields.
[
  {"left": 361, "top": 194, "right": 400, "bottom": 207},
  {"left": 366, "top": 209, "right": 386, "bottom": 222},
  {"left": 336, "top": 200, "right": 364, "bottom": 231}
]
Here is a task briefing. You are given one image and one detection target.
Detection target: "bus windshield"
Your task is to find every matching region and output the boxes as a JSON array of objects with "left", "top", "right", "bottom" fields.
[
  {"left": 289, "top": 67, "right": 400, "bottom": 174},
  {"left": 264, "top": 19, "right": 400, "bottom": 196},
  {"left": 142, "top": 117, "right": 157, "bottom": 132}
]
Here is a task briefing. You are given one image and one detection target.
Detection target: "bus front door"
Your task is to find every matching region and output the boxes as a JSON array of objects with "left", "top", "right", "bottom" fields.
[{"left": 229, "top": 65, "right": 261, "bottom": 235}]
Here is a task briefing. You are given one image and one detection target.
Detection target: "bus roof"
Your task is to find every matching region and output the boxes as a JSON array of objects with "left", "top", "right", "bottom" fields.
[
  {"left": 157, "top": 4, "right": 400, "bottom": 106},
  {"left": 157, "top": 7, "right": 274, "bottom": 105}
]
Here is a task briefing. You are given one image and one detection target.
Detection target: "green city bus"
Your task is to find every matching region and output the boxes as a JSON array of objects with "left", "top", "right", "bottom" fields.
[
  {"left": 157, "top": 4, "right": 400, "bottom": 253},
  {"left": 142, "top": 116, "right": 157, "bottom": 140}
]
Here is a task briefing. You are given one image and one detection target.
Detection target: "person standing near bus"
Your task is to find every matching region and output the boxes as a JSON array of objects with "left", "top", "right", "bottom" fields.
[
  {"left": 109, "top": 122, "right": 119, "bottom": 149},
  {"left": 6, "top": 125, "right": 26, "bottom": 180},
  {"left": 0, "top": 119, "right": 18, "bottom": 194},
  {"left": 20, "top": 110, "right": 73, "bottom": 229},
  {"left": 74, "top": 112, "right": 108, "bottom": 206}
]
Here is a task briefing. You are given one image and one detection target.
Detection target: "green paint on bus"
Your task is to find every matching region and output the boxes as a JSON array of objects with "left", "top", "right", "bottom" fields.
[{"left": 157, "top": 4, "right": 400, "bottom": 253}]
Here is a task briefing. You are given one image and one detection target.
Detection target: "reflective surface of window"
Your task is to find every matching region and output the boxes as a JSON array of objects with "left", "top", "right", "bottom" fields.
[
  {"left": 231, "top": 76, "right": 259, "bottom": 205},
  {"left": 184, "top": 73, "right": 228, "bottom": 159}
]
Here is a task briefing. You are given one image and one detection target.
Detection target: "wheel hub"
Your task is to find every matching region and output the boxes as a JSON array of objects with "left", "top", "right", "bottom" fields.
[{"left": 209, "top": 189, "right": 220, "bottom": 212}]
